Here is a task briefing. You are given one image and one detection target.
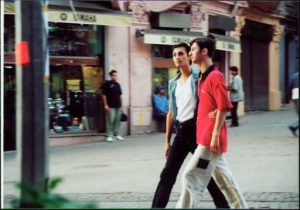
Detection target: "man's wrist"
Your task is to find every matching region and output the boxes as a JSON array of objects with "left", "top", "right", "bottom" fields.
[{"left": 212, "top": 132, "right": 220, "bottom": 136}]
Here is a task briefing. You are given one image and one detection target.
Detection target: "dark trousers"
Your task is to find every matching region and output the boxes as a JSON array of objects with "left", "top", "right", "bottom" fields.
[
  {"left": 230, "top": 102, "right": 239, "bottom": 126},
  {"left": 151, "top": 119, "right": 229, "bottom": 208}
]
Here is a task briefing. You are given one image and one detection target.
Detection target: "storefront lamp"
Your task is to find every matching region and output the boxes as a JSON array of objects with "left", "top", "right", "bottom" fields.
[{"left": 136, "top": 29, "right": 145, "bottom": 38}]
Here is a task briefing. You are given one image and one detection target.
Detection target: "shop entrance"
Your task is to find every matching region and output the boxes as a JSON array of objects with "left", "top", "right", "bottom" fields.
[
  {"left": 4, "top": 64, "right": 16, "bottom": 151},
  {"left": 241, "top": 20, "right": 272, "bottom": 111},
  {"left": 49, "top": 64, "right": 105, "bottom": 134}
]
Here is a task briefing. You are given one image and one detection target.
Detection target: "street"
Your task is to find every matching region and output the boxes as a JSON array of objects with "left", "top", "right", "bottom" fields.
[{"left": 3, "top": 106, "right": 299, "bottom": 209}]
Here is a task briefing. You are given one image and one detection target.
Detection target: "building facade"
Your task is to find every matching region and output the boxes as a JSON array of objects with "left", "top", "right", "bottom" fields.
[
  {"left": 116, "top": 1, "right": 292, "bottom": 134},
  {"left": 3, "top": 1, "right": 298, "bottom": 150}
]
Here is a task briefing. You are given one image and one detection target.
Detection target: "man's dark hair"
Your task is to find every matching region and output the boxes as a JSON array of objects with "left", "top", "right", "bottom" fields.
[
  {"left": 190, "top": 34, "right": 216, "bottom": 58},
  {"left": 229, "top": 66, "right": 238, "bottom": 72},
  {"left": 109, "top": 70, "right": 117, "bottom": 76},
  {"left": 172, "top": 43, "right": 191, "bottom": 54}
]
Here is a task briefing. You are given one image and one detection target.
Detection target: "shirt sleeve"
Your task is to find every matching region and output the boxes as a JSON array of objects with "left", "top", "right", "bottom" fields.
[
  {"left": 152, "top": 95, "right": 160, "bottom": 112},
  {"left": 102, "top": 82, "right": 107, "bottom": 95},
  {"left": 119, "top": 83, "right": 123, "bottom": 95},
  {"left": 232, "top": 76, "right": 238, "bottom": 91},
  {"left": 168, "top": 81, "right": 172, "bottom": 109},
  {"left": 211, "top": 73, "right": 233, "bottom": 111}
]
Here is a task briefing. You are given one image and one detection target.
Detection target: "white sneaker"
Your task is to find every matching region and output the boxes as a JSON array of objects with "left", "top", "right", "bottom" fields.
[
  {"left": 115, "top": 135, "right": 125, "bottom": 141},
  {"left": 106, "top": 137, "right": 114, "bottom": 142}
]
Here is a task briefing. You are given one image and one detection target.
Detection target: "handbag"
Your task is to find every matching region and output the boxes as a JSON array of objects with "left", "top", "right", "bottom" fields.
[{"left": 121, "top": 112, "right": 128, "bottom": 122}]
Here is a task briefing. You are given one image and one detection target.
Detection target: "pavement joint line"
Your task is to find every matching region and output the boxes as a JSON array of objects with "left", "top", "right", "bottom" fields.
[{"left": 5, "top": 192, "right": 299, "bottom": 202}]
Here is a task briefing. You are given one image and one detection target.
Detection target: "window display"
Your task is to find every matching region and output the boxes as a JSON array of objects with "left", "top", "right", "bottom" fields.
[{"left": 49, "top": 23, "right": 103, "bottom": 57}]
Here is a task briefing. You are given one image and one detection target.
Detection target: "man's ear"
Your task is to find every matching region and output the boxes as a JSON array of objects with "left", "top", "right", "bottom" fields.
[{"left": 202, "top": 48, "right": 208, "bottom": 55}]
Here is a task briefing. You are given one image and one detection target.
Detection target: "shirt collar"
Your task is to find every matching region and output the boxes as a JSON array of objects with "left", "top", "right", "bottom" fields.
[
  {"left": 199, "top": 65, "right": 215, "bottom": 81},
  {"left": 175, "top": 67, "right": 192, "bottom": 81}
]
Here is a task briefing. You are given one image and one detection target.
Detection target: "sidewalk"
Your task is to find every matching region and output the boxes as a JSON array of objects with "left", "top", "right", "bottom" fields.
[{"left": 3, "top": 106, "right": 299, "bottom": 209}]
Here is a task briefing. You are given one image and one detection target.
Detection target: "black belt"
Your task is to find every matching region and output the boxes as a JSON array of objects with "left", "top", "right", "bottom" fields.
[{"left": 175, "top": 118, "right": 195, "bottom": 128}]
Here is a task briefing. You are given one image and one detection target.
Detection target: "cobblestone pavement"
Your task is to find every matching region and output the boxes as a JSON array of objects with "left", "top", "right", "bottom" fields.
[
  {"left": 3, "top": 106, "right": 299, "bottom": 209},
  {"left": 4, "top": 192, "right": 299, "bottom": 209}
]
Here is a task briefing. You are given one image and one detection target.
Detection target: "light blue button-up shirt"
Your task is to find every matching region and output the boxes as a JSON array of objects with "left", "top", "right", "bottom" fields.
[{"left": 168, "top": 66, "right": 199, "bottom": 120}]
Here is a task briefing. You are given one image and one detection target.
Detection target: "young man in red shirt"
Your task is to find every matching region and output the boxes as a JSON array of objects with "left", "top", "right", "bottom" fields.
[
  {"left": 176, "top": 35, "right": 248, "bottom": 208},
  {"left": 152, "top": 43, "right": 229, "bottom": 208}
]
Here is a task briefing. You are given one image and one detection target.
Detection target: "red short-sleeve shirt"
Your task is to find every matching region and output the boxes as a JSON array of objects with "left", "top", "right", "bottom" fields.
[{"left": 196, "top": 67, "right": 233, "bottom": 153}]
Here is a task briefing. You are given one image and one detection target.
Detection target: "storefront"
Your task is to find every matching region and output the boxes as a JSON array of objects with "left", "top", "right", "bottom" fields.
[
  {"left": 47, "top": 21, "right": 105, "bottom": 134},
  {"left": 3, "top": 1, "right": 132, "bottom": 150}
]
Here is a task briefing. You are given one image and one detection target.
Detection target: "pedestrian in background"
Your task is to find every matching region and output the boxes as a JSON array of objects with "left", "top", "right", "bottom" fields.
[
  {"left": 153, "top": 85, "right": 169, "bottom": 132},
  {"left": 151, "top": 43, "right": 229, "bottom": 209},
  {"left": 227, "top": 66, "right": 244, "bottom": 127},
  {"left": 176, "top": 35, "right": 248, "bottom": 208},
  {"left": 102, "top": 70, "right": 125, "bottom": 142},
  {"left": 288, "top": 71, "right": 299, "bottom": 136}
]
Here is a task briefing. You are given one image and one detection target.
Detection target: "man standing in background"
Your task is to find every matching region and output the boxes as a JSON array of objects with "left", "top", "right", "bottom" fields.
[
  {"left": 288, "top": 71, "right": 299, "bottom": 136},
  {"left": 227, "top": 66, "right": 244, "bottom": 127},
  {"left": 102, "top": 70, "right": 125, "bottom": 142},
  {"left": 153, "top": 85, "right": 169, "bottom": 132}
]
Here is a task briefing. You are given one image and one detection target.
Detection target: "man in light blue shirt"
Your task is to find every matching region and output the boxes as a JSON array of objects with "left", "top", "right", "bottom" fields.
[
  {"left": 153, "top": 86, "right": 169, "bottom": 120},
  {"left": 288, "top": 71, "right": 299, "bottom": 136},
  {"left": 227, "top": 66, "right": 244, "bottom": 127}
]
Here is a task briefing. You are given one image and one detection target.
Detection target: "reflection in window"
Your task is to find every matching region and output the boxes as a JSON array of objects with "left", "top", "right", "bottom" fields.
[
  {"left": 152, "top": 45, "right": 173, "bottom": 58},
  {"left": 4, "top": 16, "right": 103, "bottom": 57},
  {"left": 48, "top": 23, "right": 103, "bottom": 57}
]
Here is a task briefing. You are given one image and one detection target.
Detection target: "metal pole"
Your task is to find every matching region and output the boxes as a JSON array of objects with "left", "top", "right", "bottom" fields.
[
  {"left": 15, "top": 0, "right": 49, "bottom": 207},
  {"left": 0, "top": 1, "right": 4, "bottom": 208}
]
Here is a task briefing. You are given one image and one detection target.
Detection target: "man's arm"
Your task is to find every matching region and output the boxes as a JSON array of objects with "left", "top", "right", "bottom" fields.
[
  {"left": 210, "top": 110, "right": 227, "bottom": 153},
  {"left": 164, "top": 109, "right": 174, "bottom": 158},
  {"left": 229, "top": 77, "right": 238, "bottom": 92},
  {"left": 102, "top": 95, "right": 109, "bottom": 112}
]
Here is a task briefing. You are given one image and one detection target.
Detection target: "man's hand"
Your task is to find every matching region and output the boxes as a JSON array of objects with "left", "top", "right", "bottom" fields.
[
  {"left": 104, "top": 105, "right": 110, "bottom": 112},
  {"left": 210, "top": 133, "right": 221, "bottom": 154},
  {"left": 208, "top": 109, "right": 218, "bottom": 119},
  {"left": 165, "top": 142, "right": 171, "bottom": 158}
]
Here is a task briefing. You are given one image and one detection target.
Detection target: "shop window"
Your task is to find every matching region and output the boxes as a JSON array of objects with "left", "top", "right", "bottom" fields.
[
  {"left": 4, "top": 65, "right": 16, "bottom": 151},
  {"left": 49, "top": 65, "right": 105, "bottom": 134},
  {"left": 4, "top": 15, "right": 15, "bottom": 53},
  {"left": 48, "top": 23, "right": 103, "bottom": 57},
  {"left": 153, "top": 68, "right": 178, "bottom": 96},
  {"left": 4, "top": 16, "right": 103, "bottom": 57},
  {"left": 152, "top": 45, "right": 173, "bottom": 58}
]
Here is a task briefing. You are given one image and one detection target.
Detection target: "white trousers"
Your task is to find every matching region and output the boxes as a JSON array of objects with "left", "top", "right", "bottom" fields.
[{"left": 176, "top": 145, "right": 248, "bottom": 209}]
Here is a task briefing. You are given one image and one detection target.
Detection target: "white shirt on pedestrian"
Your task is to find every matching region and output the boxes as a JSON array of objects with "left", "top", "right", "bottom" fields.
[{"left": 175, "top": 75, "right": 196, "bottom": 122}]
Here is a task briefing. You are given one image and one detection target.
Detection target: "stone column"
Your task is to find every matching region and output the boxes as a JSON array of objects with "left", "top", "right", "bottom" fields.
[
  {"left": 105, "top": 25, "right": 130, "bottom": 136},
  {"left": 230, "top": 16, "right": 246, "bottom": 116},
  {"left": 269, "top": 24, "right": 284, "bottom": 110},
  {"left": 190, "top": 2, "right": 208, "bottom": 34},
  {"left": 127, "top": 2, "right": 153, "bottom": 134}
]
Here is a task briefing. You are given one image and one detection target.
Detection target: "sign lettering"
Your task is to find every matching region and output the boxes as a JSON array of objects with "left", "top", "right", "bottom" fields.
[{"left": 73, "top": 13, "right": 96, "bottom": 23}]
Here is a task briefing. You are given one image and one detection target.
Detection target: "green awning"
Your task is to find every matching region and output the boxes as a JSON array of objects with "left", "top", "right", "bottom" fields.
[
  {"left": 211, "top": 33, "right": 241, "bottom": 53},
  {"left": 143, "top": 29, "right": 203, "bottom": 45},
  {"left": 48, "top": 10, "right": 131, "bottom": 26},
  {"left": 142, "top": 30, "right": 241, "bottom": 52},
  {"left": 4, "top": 2, "right": 132, "bottom": 26},
  {"left": 4, "top": 3, "right": 14, "bottom": 14}
]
